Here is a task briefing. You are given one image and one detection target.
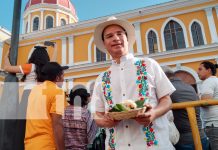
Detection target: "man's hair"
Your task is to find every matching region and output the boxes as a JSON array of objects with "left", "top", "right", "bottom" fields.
[
  {"left": 161, "top": 66, "right": 175, "bottom": 78},
  {"left": 201, "top": 61, "right": 218, "bottom": 76}
]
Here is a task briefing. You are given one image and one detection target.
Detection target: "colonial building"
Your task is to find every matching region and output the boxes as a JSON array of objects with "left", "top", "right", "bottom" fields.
[{"left": 1, "top": 0, "right": 218, "bottom": 95}]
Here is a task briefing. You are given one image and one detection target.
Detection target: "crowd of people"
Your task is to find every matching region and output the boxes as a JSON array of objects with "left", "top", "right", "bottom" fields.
[{"left": 2, "top": 16, "right": 218, "bottom": 150}]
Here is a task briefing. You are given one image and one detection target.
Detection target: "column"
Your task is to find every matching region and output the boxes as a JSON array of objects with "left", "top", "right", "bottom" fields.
[
  {"left": 68, "top": 36, "right": 74, "bottom": 65},
  {"left": 61, "top": 37, "right": 67, "bottom": 65},
  {"left": 56, "top": 11, "right": 59, "bottom": 27},
  {"left": 40, "top": 10, "right": 44, "bottom": 30},
  {"left": 205, "top": 8, "right": 218, "bottom": 43},
  {"left": 133, "top": 22, "right": 143, "bottom": 55},
  {"left": 0, "top": 42, "right": 3, "bottom": 69},
  {"left": 27, "top": 14, "right": 31, "bottom": 33}
]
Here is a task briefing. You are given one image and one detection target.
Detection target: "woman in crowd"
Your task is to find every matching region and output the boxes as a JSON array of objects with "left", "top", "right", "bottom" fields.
[
  {"left": 63, "top": 88, "right": 98, "bottom": 150},
  {"left": 198, "top": 61, "right": 218, "bottom": 150}
]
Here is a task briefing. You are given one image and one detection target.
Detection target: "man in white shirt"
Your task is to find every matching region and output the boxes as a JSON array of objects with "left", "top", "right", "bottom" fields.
[
  {"left": 198, "top": 61, "right": 218, "bottom": 150},
  {"left": 91, "top": 16, "right": 175, "bottom": 150}
]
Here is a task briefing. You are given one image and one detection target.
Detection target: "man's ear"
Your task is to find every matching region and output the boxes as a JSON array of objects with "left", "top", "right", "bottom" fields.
[
  {"left": 55, "top": 76, "right": 60, "bottom": 82},
  {"left": 208, "top": 68, "right": 212, "bottom": 75}
]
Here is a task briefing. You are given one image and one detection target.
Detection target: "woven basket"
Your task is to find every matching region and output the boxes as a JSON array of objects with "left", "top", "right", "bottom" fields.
[{"left": 108, "top": 107, "right": 146, "bottom": 120}]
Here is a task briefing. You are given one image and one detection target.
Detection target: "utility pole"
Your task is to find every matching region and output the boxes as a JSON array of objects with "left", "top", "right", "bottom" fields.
[{"left": 0, "top": 0, "right": 22, "bottom": 149}]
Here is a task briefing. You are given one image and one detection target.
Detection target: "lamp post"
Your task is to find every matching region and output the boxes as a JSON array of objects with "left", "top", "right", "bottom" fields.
[{"left": 0, "top": 0, "right": 22, "bottom": 149}]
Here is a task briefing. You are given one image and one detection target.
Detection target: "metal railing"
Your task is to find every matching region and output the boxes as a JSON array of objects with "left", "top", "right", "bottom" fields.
[{"left": 172, "top": 99, "right": 218, "bottom": 150}]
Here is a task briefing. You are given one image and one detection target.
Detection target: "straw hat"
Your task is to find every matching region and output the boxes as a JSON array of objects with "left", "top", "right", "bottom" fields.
[{"left": 94, "top": 16, "right": 135, "bottom": 53}]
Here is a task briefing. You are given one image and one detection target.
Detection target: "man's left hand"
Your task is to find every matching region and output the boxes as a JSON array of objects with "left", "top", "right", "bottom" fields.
[{"left": 134, "top": 104, "right": 156, "bottom": 126}]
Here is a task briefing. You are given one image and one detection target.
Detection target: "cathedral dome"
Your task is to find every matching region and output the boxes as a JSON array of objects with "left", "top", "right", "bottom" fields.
[
  {"left": 23, "top": 0, "right": 78, "bottom": 33},
  {"left": 25, "top": 0, "right": 77, "bottom": 17}
]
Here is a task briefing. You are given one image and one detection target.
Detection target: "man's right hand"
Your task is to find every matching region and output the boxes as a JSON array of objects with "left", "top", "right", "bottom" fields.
[{"left": 94, "top": 112, "right": 120, "bottom": 128}]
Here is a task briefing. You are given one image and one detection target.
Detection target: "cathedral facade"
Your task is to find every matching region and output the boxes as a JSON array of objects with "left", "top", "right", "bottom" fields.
[{"left": 1, "top": 0, "right": 218, "bottom": 95}]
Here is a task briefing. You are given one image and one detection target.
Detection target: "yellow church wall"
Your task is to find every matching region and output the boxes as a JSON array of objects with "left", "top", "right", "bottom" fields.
[
  {"left": 129, "top": 0, "right": 218, "bottom": 23},
  {"left": 156, "top": 51, "right": 218, "bottom": 64},
  {"left": 73, "top": 33, "right": 92, "bottom": 63},
  {"left": 30, "top": 11, "right": 40, "bottom": 17},
  {"left": 16, "top": 45, "right": 34, "bottom": 65},
  {"left": 73, "top": 76, "right": 98, "bottom": 84},
  {"left": 65, "top": 67, "right": 109, "bottom": 78},
  {"left": 15, "top": 39, "right": 62, "bottom": 65},
  {"left": 19, "top": 35, "right": 65, "bottom": 62}
]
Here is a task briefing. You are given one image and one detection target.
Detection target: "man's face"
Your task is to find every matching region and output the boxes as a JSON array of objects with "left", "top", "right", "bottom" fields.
[
  {"left": 197, "top": 64, "right": 210, "bottom": 80},
  {"left": 103, "top": 25, "right": 129, "bottom": 59}
]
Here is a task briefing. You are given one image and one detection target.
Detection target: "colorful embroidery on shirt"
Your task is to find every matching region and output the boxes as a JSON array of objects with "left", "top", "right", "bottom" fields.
[
  {"left": 135, "top": 59, "right": 158, "bottom": 147},
  {"left": 102, "top": 70, "right": 116, "bottom": 149},
  {"left": 102, "top": 59, "right": 158, "bottom": 149},
  {"left": 134, "top": 59, "right": 149, "bottom": 102},
  {"left": 142, "top": 123, "right": 158, "bottom": 146}
]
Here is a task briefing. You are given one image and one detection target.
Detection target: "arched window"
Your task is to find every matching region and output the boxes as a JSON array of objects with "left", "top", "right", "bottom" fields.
[
  {"left": 46, "top": 16, "right": 53, "bottom": 29},
  {"left": 96, "top": 47, "right": 106, "bottom": 62},
  {"left": 61, "top": 19, "right": 66, "bottom": 26},
  {"left": 33, "top": 17, "right": 39, "bottom": 31},
  {"left": 164, "top": 20, "right": 185, "bottom": 50},
  {"left": 148, "top": 30, "right": 158, "bottom": 54},
  {"left": 191, "top": 22, "right": 204, "bottom": 46},
  {"left": 25, "top": 22, "right": 28, "bottom": 33}
]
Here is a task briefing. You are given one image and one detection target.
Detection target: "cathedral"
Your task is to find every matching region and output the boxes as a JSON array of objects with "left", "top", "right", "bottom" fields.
[{"left": 1, "top": 0, "right": 218, "bottom": 96}]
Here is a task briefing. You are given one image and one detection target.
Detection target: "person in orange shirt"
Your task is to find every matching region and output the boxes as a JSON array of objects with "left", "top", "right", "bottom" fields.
[
  {"left": 3, "top": 45, "right": 54, "bottom": 150},
  {"left": 25, "top": 62, "right": 68, "bottom": 150}
]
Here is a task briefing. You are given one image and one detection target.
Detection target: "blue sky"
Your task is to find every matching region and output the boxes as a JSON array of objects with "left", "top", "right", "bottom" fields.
[{"left": 0, "top": 0, "right": 171, "bottom": 32}]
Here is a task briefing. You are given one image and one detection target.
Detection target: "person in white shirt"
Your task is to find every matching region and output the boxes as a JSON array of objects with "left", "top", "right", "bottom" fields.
[
  {"left": 91, "top": 16, "right": 175, "bottom": 150},
  {"left": 198, "top": 61, "right": 218, "bottom": 150}
]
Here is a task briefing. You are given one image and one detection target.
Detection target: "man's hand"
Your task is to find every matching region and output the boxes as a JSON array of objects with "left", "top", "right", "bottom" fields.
[
  {"left": 94, "top": 112, "right": 120, "bottom": 128},
  {"left": 135, "top": 95, "right": 172, "bottom": 126},
  {"left": 134, "top": 104, "right": 156, "bottom": 126}
]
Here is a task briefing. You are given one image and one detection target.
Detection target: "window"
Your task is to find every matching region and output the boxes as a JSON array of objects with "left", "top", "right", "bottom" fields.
[
  {"left": 33, "top": 17, "right": 39, "bottom": 31},
  {"left": 96, "top": 47, "right": 106, "bottom": 62},
  {"left": 191, "top": 22, "right": 204, "bottom": 46},
  {"left": 164, "top": 20, "right": 185, "bottom": 50},
  {"left": 46, "top": 16, "right": 53, "bottom": 29},
  {"left": 148, "top": 30, "right": 158, "bottom": 54},
  {"left": 61, "top": 19, "right": 66, "bottom": 26}
]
